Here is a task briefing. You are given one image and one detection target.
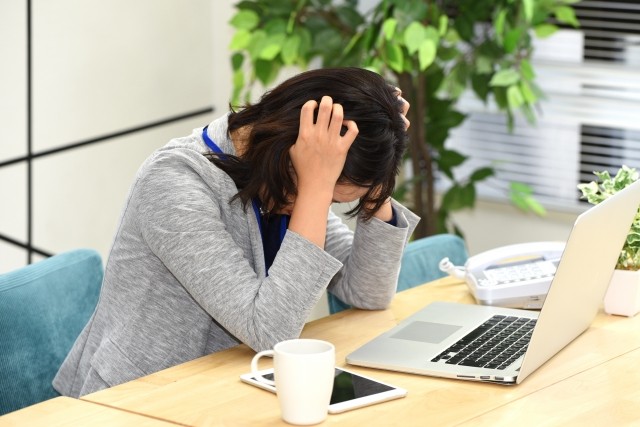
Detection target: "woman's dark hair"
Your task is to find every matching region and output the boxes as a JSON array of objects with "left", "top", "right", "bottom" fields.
[{"left": 206, "top": 67, "right": 408, "bottom": 220}]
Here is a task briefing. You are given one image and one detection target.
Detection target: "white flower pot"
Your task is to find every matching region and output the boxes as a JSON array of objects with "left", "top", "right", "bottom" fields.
[{"left": 603, "top": 269, "right": 640, "bottom": 317}]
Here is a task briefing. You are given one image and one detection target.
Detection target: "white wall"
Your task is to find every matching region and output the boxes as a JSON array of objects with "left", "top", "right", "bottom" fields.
[
  {"left": 1, "top": 0, "right": 217, "bottom": 272},
  {"left": 0, "top": 1, "right": 28, "bottom": 269},
  {"left": 452, "top": 200, "right": 576, "bottom": 256}
]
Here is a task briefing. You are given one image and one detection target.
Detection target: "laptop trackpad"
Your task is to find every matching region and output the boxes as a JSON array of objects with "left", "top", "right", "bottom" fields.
[{"left": 391, "top": 321, "right": 462, "bottom": 344}]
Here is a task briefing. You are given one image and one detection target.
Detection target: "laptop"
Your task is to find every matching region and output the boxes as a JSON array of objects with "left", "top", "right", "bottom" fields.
[{"left": 346, "top": 179, "right": 640, "bottom": 384}]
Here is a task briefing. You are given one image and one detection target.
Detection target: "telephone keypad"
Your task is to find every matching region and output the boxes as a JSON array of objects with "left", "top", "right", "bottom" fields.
[{"left": 480, "top": 260, "right": 557, "bottom": 286}]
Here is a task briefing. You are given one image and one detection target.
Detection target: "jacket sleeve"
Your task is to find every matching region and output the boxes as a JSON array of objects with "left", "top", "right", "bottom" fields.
[
  {"left": 131, "top": 151, "right": 343, "bottom": 352},
  {"left": 324, "top": 200, "right": 420, "bottom": 309}
]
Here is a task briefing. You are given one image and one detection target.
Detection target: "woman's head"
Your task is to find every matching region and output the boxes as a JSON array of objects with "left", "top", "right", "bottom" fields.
[{"left": 219, "top": 67, "right": 408, "bottom": 220}]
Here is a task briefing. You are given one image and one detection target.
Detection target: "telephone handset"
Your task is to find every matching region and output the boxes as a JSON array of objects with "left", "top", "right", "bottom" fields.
[{"left": 439, "top": 241, "right": 566, "bottom": 309}]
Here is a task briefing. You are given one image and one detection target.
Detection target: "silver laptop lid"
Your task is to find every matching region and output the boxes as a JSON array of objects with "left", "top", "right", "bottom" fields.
[{"left": 517, "top": 178, "right": 640, "bottom": 383}]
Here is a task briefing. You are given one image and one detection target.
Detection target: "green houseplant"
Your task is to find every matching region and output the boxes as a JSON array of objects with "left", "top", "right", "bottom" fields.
[
  {"left": 228, "top": 0, "right": 580, "bottom": 238},
  {"left": 578, "top": 165, "right": 640, "bottom": 271},
  {"left": 578, "top": 165, "right": 640, "bottom": 317}
]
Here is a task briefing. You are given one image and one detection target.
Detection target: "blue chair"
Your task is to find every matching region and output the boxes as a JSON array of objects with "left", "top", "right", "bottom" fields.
[
  {"left": 0, "top": 249, "right": 103, "bottom": 415},
  {"left": 327, "top": 234, "right": 468, "bottom": 314}
]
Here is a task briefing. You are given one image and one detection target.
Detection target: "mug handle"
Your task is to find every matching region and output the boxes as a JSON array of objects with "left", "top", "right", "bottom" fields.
[{"left": 251, "top": 350, "right": 276, "bottom": 387}]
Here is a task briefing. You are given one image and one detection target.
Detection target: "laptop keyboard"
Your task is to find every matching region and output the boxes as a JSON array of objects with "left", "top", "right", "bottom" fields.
[{"left": 431, "top": 315, "right": 536, "bottom": 370}]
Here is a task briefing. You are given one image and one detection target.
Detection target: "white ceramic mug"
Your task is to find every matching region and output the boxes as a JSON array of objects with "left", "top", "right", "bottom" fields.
[{"left": 251, "top": 339, "right": 335, "bottom": 425}]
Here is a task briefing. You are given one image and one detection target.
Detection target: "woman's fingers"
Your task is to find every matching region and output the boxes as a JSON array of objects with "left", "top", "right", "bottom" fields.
[
  {"left": 299, "top": 100, "right": 318, "bottom": 134},
  {"left": 315, "top": 96, "right": 333, "bottom": 129},
  {"left": 300, "top": 96, "right": 357, "bottom": 146},
  {"left": 395, "top": 87, "right": 411, "bottom": 130},
  {"left": 328, "top": 103, "right": 344, "bottom": 140},
  {"left": 341, "top": 119, "right": 359, "bottom": 147},
  {"left": 401, "top": 113, "right": 411, "bottom": 130}
]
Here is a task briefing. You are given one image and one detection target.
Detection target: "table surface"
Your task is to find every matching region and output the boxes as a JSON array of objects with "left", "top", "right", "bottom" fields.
[
  {"left": 0, "top": 396, "right": 179, "bottom": 426},
  {"left": 6, "top": 277, "right": 640, "bottom": 426}
]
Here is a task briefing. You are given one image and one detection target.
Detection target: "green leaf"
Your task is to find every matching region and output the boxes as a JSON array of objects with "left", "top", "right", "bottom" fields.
[
  {"left": 296, "top": 28, "right": 312, "bottom": 61},
  {"left": 444, "top": 111, "right": 467, "bottom": 128},
  {"left": 489, "top": 69, "right": 520, "bottom": 87},
  {"left": 454, "top": 13, "right": 474, "bottom": 41},
  {"left": 478, "top": 40, "right": 503, "bottom": 60},
  {"left": 444, "top": 27, "right": 461, "bottom": 44},
  {"left": 534, "top": 24, "right": 558, "bottom": 39},
  {"left": 441, "top": 184, "right": 476, "bottom": 210},
  {"left": 438, "top": 149, "right": 467, "bottom": 168},
  {"left": 554, "top": 6, "right": 580, "bottom": 27},
  {"left": 418, "top": 39, "right": 437, "bottom": 70},
  {"left": 229, "top": 30, "right": 252, "bottom": 51},
  {"left": 471, "top": 73, "right": 491, "bottom": 102},
  {"left": 229, "top": 9, "right": 260, "bottom": 30},
  {"left": 519, "top": 80, "right": 536, "bottom": 103},
  {"left": 470, "top": 167, "right": 494, "bottom": 182},
  {"left": 511, "top": 182, "right": 531, "bottom": 194},
  {"left": 504, "top": 28, "right": 523, "bottom": 54},
  {"left": 475, "top": 55, "right": 493, "bottom": 74},
  {"left": 424, "top": 66, "right": 445, "bottom": 96},
  {"left": 247, "top": 30, "right": 267, "bottom": 60},
  {"left": 528, "top": 200, "right": 547, "bottom": 216},
  {"left": 438, "top": 15, "right": 448, "bottom": 36},
  {"left": 254, "top": 59, "right": 280, "bottom": 86},
  {"left": 427, "top": 126, "right": 449, "bottom": 150},
  {"left": 509, "top": 182, "right": 546, "bottom": 215},
  {"left": 312, "top": 27, "right": 343, "bottom": 59},
  {"left": 286, "top": 9, "right": 296, "bottom": 34},
  {"left": 493, "top": 87, "right": 508, "bottom": 109},
  {"left": 520, "top": 59, "right": 535, "bottom": 81},
  {"left": 365, "top": 58, "right": 383, "bottom": 73},
  {"left": 231, "top": 52, "right": 244, "bottom": 71},
  {"left": 343, "top": 32, "right": 363, "bottom": 57},
  {"left": 335, "top": 5, "right": 364, "bottom": 29},
  {"left": 424, "top": 26, "right": 440, "bottom": 44},
  {"left": 520, "top": 104, "right": 537, "bottom": 124},
  {"left": 264, "top": 18, "right": 287, "bottom": 35},
  {"left": 281, "top": 35, "right": 301, "bottom": 65},
  {"left": 394, "top": 0, "right": 429, "bottom": 23},
  {"left": 507, "top": 85, "right": 525, "bottom": 109},
  {"left": 438, "top": 46, "right": 459, "bottom": 61},
  {"left": 494, "top": 9, "right": 507, "bottom": 43},
  {"left": 258, "top": 34, "right": 286, "bottom": 60},
  {"left": 404, "top": 22, "right": 426, "bottom": 55},
  {"left": 459, "top": 184, "right": 476, "bottom": 209},
  {"left": 385, "top": 42, "right": 404, "bottom": 73},
  {"left": 383, "top": 18, "right": 398, "bottom": 41},
  {"left": 454, "top": 60, "right": 470, "bottom": 85},
  {"left": 232, "top": 69, "right": 244, "bottom": 93},
  {"left": 522, "top": 0, "right": 534, "bottom": 23}
]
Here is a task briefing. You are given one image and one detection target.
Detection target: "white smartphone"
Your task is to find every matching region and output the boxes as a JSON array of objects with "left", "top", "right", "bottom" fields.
[{"left": 240, "top": 366, "right": 407, "bottom": 414}]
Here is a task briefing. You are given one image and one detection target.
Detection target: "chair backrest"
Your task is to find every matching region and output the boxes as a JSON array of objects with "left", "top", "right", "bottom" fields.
[
  {"left": 0, "top": 249, "right": 103, "bottom": 415},
  {"left": 396, "top": 234, "right": 468, "bottom": 291},
  {"left": 327, "top": 234, "right": 468, "bottom": 314}
]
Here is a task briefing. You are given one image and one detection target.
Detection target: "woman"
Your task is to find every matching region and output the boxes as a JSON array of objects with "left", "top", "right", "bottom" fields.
[{"left": 53, "top": 67, "right": 420, "bottom": 397}]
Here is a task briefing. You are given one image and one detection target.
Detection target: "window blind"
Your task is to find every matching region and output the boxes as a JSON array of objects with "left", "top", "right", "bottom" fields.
[{"left": 444, "top": 1, "right": 640, "bottom": 213}]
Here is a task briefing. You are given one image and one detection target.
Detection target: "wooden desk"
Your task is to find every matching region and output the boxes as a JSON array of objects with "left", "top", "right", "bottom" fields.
[
  {"left": 73, "top": 277, "right": 640, "bottom": 426},
  {"left": 0, "top": 396, "right": 179, "bottom": 426}
]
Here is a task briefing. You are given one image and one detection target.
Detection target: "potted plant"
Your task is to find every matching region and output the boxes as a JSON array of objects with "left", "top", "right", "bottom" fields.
[
  {"left": 228, "top": 0, "right": 580, "bottom": 238},
  {"left": 578, "top": 165, "right": 640, "bottom": 317}
]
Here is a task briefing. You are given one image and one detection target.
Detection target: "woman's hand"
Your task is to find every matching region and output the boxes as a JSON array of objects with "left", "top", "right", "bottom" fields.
[
  {"left": 289, "top": 96, "right": 359, "bottom": 199},
  {"left": 287, "top": 96, "right": 359, "bottom": 248},
  {"left": 395, "top": 88, "right": 410, "bottom": 130},
  {"left": 366, "top": 185, "right": 394, "bottom": 223}
]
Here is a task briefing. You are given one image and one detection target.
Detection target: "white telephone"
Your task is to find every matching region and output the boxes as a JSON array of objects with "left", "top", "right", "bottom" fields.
[{"left": 439, "top": 241, "right": 566, "bottom": 309}]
